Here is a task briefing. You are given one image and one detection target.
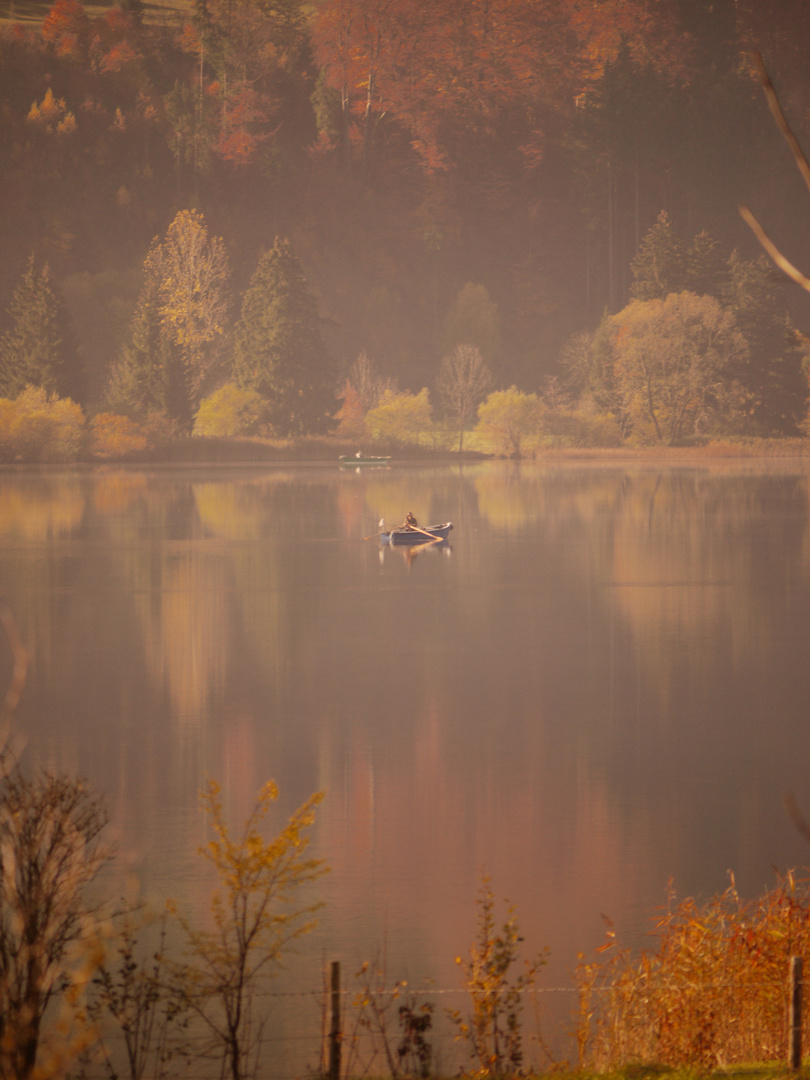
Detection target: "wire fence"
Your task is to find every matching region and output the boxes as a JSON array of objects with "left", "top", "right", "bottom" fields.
[{"left": 74, "top": 958, "right": 810, "bottom": 1080}]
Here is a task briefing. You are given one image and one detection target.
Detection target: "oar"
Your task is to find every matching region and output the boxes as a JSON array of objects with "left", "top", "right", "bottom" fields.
[
  {"left": 408, "top": 524, "right": 442, "bottom": 542},
  {"left": 364, "top": 519, "right": 386, "bottom": 540}
]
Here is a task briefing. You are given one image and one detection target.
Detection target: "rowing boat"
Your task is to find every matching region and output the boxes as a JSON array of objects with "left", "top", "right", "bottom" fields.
[
  {"left": 380, "top": 523, "right": 453, "bottom": 546},
  {"left": 339, "top": 454, "right": 391, "bottom": 467}
]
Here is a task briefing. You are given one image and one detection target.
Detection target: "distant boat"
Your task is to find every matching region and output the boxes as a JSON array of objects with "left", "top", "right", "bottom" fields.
[
  {"left": 339, "top": 454, "right": 391, "bottom": 467},
  {"left": 381, "top": 522, "right": 453, "bottom": 546}
]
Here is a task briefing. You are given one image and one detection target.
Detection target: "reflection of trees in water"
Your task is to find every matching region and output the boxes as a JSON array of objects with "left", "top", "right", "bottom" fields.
[
  {"left": 0, "top": 471, "right": 341, "bottom": 725},
  {"left": 509, "top": 467, "right": 810, "bottom": 901},
  {"left": 459, "top": 467, "right": 810, "bottom": 856},
  {"left": 474, "top": 466, "right": 547, "bottom": 530},
  {"left": 0, "top": 470, "right": 341, "bottom": 919},
  {"left": 594, "top": 471, "right": 809, "bottom": 688},
  {"left": 0, "top": 476, "right": 84, "bottom": 540},
  {"left": 475, "top": 468, "right": 810, "bottom": 702},
  {"left": 92, "top": 472, "right": 148, "bottom": 515},
  {"left": 0, "top": 476, "right": 87, "bottom": 672},
  {"left": 119, "top": 475, "right": 339, "bottom": 721},
  {"left": 135, "top": 553, "right": 230, "bottom": 722}
]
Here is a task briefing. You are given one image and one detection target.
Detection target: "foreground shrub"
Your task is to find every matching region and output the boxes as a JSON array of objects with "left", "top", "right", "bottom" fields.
[
  {"left": 449, "top": 876, "right": 548, "bottom": 1077},
  {"left": 575, "top": 871, "right": 810, "bottom": 1071},
  {"left": 0, "top": 386, "right": 86, "bottom": 462}
]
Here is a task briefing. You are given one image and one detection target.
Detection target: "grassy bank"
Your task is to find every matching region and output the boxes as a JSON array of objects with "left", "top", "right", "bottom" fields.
[
  {"left": 551, "top": 1068, "right": 810, "bottom": 1080},
  {"left": 6, "top": 424, "right": 810, "bottom": 466},
  {"left": 139, "top": 435, "right": 810, "bottom": 465}
]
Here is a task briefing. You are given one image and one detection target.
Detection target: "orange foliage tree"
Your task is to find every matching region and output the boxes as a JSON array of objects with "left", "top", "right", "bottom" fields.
[
  {"left": 311, "top": 0, "right": 687, "bottom": 177},
  {"left": 90, "top": 412, "right": 148, "bottom": 459},
  {"left": 177, "top": 0, "right": 309, "bottom": 168},
  {"left": 40, "top": 0, "right": 90, "bottom": 60}
]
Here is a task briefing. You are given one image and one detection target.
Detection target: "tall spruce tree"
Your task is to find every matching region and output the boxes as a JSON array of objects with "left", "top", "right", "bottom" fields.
[
  {"left": 106, "top": 271, "right": 178, "bottom": 419},
  {"left": 0, "top": 257, "right": 83, "bottom": 401},
  {"left": 629, "top": 211, "right": 688, "bottom": 301},
  {"left": 233, "top": 239, "right": 336, "bottom": 435},
  {"left": 630, "top": 213, "right": 726, "bottom": 302}
]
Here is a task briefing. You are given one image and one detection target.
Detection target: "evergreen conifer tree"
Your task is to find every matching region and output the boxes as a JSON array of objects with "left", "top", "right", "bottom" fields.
[
  {"left": 684, "top": 231, "right": 727, "bottom": 298},
  {"left": 0, "top": 257, "right": 83, "bottom": 401},
  {"left": 725, "top": 252, "right": 808, "bottom": 434},
  {"left": 629, "top": 211, "right": 689, "bottom": 301},
  {"left": 631, "top": 214, "right": 729, "bottom": 303},
  {"left": 106, "top": 272, "right": 178, "bottom": 419},
  {"left": 233, "top": 239, "right": 336, "bottom": 435}
]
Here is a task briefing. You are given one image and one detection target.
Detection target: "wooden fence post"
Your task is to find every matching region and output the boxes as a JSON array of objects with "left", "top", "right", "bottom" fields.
[
  {"left": 329, "top": 960, "right": 341, "bottom": 1080},
  {"left": 790, "top": 955, "right": 803, "bottom": 1070}
]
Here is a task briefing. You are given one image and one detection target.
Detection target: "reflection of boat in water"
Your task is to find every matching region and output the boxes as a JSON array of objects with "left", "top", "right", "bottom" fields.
[
  {"left": 339, "top": 454, "right": 391, "bottom": 467},
  {"left": 380, "top": 522, "right": 453, "bottom": 546}
]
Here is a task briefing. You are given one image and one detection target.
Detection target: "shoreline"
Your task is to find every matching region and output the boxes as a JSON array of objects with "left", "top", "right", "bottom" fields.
[{"left": 5, "top": 435, "right": 810, "bottom": 469}]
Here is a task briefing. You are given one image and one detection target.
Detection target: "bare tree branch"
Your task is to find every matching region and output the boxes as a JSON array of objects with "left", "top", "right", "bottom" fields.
[
  {"left": 739, "top": 205, "right": 810, "bottom": 292},
  {"left": 740, "top": 53, "right": 810, "bottom": 295},
  {"left": 750, "top": 52, "right": 810, "bottom": 198}
]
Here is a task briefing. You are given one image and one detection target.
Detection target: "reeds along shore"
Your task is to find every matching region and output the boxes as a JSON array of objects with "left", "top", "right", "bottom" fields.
[{"left": 575, "top": 871, "right": 810, "bottom": 1072}]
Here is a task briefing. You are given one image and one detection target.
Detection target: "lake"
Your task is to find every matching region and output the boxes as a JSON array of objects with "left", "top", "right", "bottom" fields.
[{"left": 2, "top": 459, "right": 810, "bottom": 1073}]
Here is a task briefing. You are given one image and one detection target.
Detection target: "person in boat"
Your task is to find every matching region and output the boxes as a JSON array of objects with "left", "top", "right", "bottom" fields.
[{"left": 404, "top": 511, "right": 418, "bottom": 529}]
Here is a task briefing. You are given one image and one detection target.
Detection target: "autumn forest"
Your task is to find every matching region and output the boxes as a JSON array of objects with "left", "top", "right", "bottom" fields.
[{"left": 3, "top": 0, "right": 810, "bottom": 455}]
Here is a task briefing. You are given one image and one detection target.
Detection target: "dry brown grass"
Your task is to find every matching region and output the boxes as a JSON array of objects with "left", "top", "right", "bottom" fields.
[{"left": 575, "top": 873, "right": 810, "bottom": 1072}]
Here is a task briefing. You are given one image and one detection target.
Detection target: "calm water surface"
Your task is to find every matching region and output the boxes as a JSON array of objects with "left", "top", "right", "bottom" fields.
[{"left": 2, "top": 460, "right": 810, "bottom": 1067}]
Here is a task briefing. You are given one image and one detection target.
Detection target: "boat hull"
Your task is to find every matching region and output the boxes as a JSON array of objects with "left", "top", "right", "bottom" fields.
[
  {"left": 381, "top": 523, "right": 453, "bottom": 545},
  {"left": 339, "top": 456, "right": 390, "bottom": 467}
]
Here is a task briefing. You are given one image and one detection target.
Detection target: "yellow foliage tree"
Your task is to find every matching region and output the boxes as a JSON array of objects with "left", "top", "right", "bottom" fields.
[
  {"left": 192, "top": 382, "right": 266, "bottom": 437},
  {"left": 27, "top": 88, "right": 71, "bottom": 130},
  {"left": 364, "top": 387, "right": 433, "bottom": 447},
  {"left": 475, "top": 387, "right": 544, "bottom": 457},
  {"left": 172, "top": 780, "right": 327, "bottom": 1080},
  {"left": 0, "top": 387, "right": 85, "bottom": 463},
  {"left": 110, "top": 210, "right": 231, "bottom": 425},
  {"left": 609, "top": 292, "right": 749, "bottom": 445}
]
